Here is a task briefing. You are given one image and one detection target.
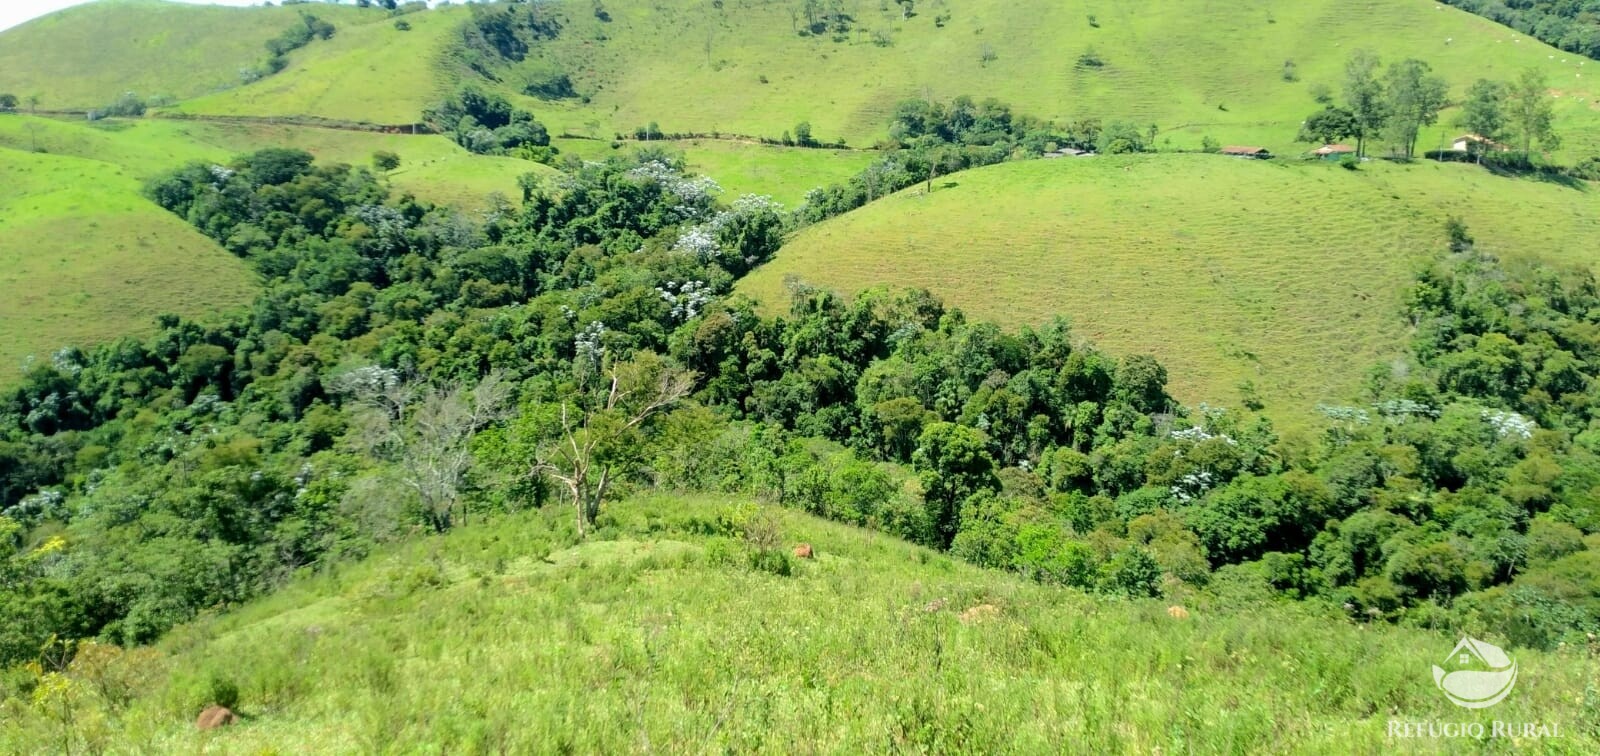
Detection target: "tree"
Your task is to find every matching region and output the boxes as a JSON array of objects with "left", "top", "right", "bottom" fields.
[
  {"left": 0, "top": 94, "right": 16, "bottom": 112},
  {"left": 1506, "top": 67, "right": 1559, "bottom": 156},
  {"left": 912, "top": 422, "right": 999, "bottom": 547},
  {"left": 1095, "top": 120, "right": 1146, "bottom": 154},
  {"left": 344, "top": 369, "right": 513, "bottom": 532},
  {"left": 526, "top": 354, "right": 695, "bottom": 537},
  {"left": 1456, "top": 79, "right": 1507, "bottom": 162},
  {"left": 1381, "top": 59, "right": 1448, "bottom": 159},
  {"left": 793, "top": 121, "right": 814, "bottom": 147},
  {"left": 371, "top": 150, "right": 401, "bottom": 172},
  {"left": 1298, "top": 105, "right": 1357, "bottom": 145},
  {"left": 1342, "top": 50, "right": 1386, "bottom": 158}
]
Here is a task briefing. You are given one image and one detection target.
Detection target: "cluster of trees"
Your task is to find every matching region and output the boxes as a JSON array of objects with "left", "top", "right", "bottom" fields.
[
  {"left": 455, "top": 1, "right": 563, "bottom": 78},
  {"left": 5, "top": 141, "right": 1600, "bottom": 670},
  {"left": 1299, "top": 52, "right": 1560, "bottom": 162},
  {"left": 1298, "top": 51, "right": 1448, "bottom": 159},
  {"left": 241, "top": 11, "right": 336, "bottom": 83},
  {"left": 796, "top": 96, "right": 1127, "bottom": 223},
  {"left": 1454, "top": 68, "right": 1562, "bottom": 158},
  {"left": 423, "top": 87, "right": 552, "bottom": 157},
  {"left": 1441, "top": 0, "right": 1600, "bottom": 60}
]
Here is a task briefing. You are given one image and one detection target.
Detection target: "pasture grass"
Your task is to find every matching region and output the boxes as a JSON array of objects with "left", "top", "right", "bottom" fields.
[
  {"left": 169, "top": 4, "right": 469, "bottom": 125},
  {"left": 2, "top": 493, "right": 1596, "bottom": 753},
  {"left": 511, "top": 0, "right": 1600, "bottom": 161},
  {"left": 739, "top": 154, "right": 1600, "bottom": 426},
  {"left": 0, "top": 0, "right": 380, "bottom": 110},
  {"left": 0, "top": 115, "right": 553, "bottom": 209},
  {"left": 9, "top": 1, "right": 1595, "bottom": 160},
  {"left": 0, "top": 147, "right": 255, "bottom": 381}
]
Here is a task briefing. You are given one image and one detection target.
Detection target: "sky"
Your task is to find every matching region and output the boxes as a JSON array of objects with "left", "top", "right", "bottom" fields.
[{"left": 0, "top": 1, "right": 275, "bottom": 33}]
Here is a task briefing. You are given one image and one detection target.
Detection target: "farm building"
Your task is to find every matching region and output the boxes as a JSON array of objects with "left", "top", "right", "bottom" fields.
[
  {"left": 1043, "top": 148, "right": 1092, "bottom": 158},
  {"left": 1451, "top": 133, "right": 1509, "bottom": 152},
  {"left": 1312, "top": 144, "right": 1356, "bottom": 160},
  {"left": 1221, "top": 146, "right": 1271, "bottom": 159}
]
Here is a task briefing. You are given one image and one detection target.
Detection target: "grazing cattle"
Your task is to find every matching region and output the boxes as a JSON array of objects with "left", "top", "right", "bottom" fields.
[
  {"left": 1167, "top": 605, "right": 1190, "bottom": 620},
  {"left": 793, "top": 543, "right": 814, "bottom": 559},
  {"left": 196, "top": 705, "right": 237, "bottom": 730}
]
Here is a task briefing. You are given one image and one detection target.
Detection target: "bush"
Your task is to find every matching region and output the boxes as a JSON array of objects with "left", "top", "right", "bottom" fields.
[
  {"left": 1099, "top": 545, "right": 1162, "bottom": 597},
  {"left": 748, "top": 547, "right": 794, "bottom": 576},
  {"left": 205, "top": 674, "right": 241, "bottom": 710},
  {"left": 522, "top": 72, "right": 577, "bottom": 100}
]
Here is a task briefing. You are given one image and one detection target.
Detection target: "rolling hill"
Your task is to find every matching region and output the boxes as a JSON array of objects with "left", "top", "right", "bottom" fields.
[
  {"left": 739, "top": 154, "right": 1600, "bottom": 421},
  {"left": 0, "top": 114, "right": 557, "bottom": 209},
  {"left": 498, "top": 0, "right": 1600, "bottom": 159},
  {"left": 0, "top": 147, "right": 256, "bottom": 381},
  {"left": 167, "top": 3, "right": 469, "bottom": 125},
  {"left": 0, "top": 0, "right": 381, "bottom": 110},
  {"left": 0, "top": 114, "right": 561, "bottom": 383},
  {"left": 9, "top": 1, "right": 1597, "bottom": 159},
  {"left": 3, "top": 494, "right": 1595, "bottom": 751}
]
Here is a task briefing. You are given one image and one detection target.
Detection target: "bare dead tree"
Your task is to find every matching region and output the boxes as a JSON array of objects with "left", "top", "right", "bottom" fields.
[
  {"left": 343, "top": 368, "right": 512, "bottom": 532},
  {"left": 528, "top": 357, "right": 694, "bottom": 537}
]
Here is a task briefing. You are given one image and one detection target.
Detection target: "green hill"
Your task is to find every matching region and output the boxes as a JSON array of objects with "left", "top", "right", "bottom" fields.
[
  {"left": 0, "top": 114, "right": 559, "bottom": 383},
  {"left": 4, "top": 494, "right": 1595, "bottom": 752},
  {"left": 0, "top": 0, "right": 380, "bottom": 111},
  {"left": 13, "top": 1, "right": 1596, "bottom": 160},
  {"left": 168, "top": 4, "right": 469, "bottom": 125},
  {"left": 0, "top": 147, "right": 255, "bottom": 380},
  {"left": 497, "top": 0, "right": 1600, "bottom": 159},
  {"left": 0, "top": 115, "right": 555, "bottom": 209},
  {"left": 739, "top": 155, "right": 1600, "bottom": 421}
]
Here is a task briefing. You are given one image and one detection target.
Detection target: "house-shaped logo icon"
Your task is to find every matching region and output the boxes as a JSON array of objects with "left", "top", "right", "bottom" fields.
[{"left": 1432, "top": 636, "right": 1517, "bottom": 709}]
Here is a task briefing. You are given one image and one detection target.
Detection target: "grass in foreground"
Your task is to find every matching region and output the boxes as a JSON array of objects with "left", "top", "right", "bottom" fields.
[
  {"left": 3, "top": 493, "right": 1596, "bottom": 753},
  {"left": 0, "top": 147, "right": 255, "bottom": 382},
  {"left": 740, "top": 154, "right": 1600, "bottom": 425}
]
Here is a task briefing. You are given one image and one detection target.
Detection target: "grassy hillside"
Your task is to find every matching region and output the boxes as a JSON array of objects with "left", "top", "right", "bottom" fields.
[
  {"left": 16, "top": 1, "right": 1596, "bottom": 160},
  {"left": 0, "top": 147, "right": 255, "bottom": 380},
  {"left": 0, "top": 115, "right": 554, "bottom": 209},
  {"left": 170, "top": 4, "right": 469, "bottom": 125},
  {"left": 739, "top": 155, "right": 1600, "bottom": 420},
  {"left": 0, "top": 0, "right": 379, "bottom": 110},
  {"left": 0, "top": 115, "right": 550, "bottom": 383},
  {"left": 4, "top": 493, "right": 1595, "bottom": 752},
  {"left": 508, "top": 0, "right": 1600, "bottom": 159}
]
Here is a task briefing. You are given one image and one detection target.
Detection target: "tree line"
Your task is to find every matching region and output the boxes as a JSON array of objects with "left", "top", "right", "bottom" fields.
[{"left": 1299, "top": 51, "right": 1559, "bottom": 162}]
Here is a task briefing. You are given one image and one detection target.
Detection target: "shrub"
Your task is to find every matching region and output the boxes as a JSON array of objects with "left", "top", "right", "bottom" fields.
[
  {"left": 205, "top": 674, "right": 241, "bottom": 710},
  {"left": 1100, "top": 545, "right": 1163, "bottom": 597}
]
